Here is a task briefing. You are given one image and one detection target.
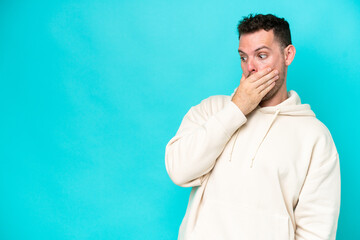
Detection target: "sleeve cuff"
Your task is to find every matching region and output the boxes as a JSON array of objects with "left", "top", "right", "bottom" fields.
[{"left": 213, "top": 99, "right": 247, "bottom": 138}]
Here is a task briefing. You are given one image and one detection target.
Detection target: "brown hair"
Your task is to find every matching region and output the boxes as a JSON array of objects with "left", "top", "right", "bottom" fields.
[{"left": 237, "top": 14, "right": 292, "bottom": 48}]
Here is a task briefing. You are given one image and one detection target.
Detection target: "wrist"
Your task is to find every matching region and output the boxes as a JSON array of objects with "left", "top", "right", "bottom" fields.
[{"left": 231, "top": 97, "right": 250, "bottom": 116}]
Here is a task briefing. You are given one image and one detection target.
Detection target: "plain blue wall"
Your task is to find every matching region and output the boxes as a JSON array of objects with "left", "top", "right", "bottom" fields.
[{"left": 1, "top": 0, "right": 359, "bottom": 239}]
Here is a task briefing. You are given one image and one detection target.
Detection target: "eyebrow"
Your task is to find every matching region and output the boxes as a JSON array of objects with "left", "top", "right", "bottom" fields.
[{"left": 238, "top": 46, "right": 271, "bottom": 54}]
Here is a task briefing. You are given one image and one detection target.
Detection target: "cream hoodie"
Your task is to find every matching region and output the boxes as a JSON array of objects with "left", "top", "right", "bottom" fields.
[{"left": 165, "top": 89, "right": 341, "bottom": 240}]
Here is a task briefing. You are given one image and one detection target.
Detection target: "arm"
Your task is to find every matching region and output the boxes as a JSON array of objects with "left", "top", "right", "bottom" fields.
[
  {"left": 165, "top": 68, "right": 279, "bottom": 187},
  {"left": 294, "top": 130, "right": 341, "bottom": 240},
  {"left": 165, "top": 96, "right": 247, "bottom": 187}
]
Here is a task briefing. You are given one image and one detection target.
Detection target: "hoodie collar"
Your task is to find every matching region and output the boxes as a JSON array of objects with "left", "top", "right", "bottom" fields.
[
  {"left": 230, "top": 88, "right": 315, "bottom": 117},
  {"left": 256, "top": 90, "right": 315, "bottom": 117}
]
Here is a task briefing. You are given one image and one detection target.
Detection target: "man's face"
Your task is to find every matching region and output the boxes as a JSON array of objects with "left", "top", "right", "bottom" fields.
[{"left": 238, "top": 29, "right": 286, "bottom": 101}]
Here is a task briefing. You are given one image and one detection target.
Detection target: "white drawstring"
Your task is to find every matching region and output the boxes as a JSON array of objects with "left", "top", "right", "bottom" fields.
[
  {"left": 229, "top": 109, "right": 281, "bottom": 164},
  {"left": 250, "top": 109, "right": 280, "bottom": 168}
]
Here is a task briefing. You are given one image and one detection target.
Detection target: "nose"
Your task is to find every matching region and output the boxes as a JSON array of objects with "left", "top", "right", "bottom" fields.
[{"left": 247, "top": 58, "right": 257, "bottom": 75}]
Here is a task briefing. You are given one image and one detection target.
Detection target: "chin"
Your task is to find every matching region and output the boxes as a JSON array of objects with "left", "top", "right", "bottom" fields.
[
  {"left": 262, "top": 82, "right": 282, "bottom": 102},
  {"left": 262, "top": 88, "right": 277, "bottom": 101},
  {"left": 262, "top": 72, "right": 286, "bottom": 102}
]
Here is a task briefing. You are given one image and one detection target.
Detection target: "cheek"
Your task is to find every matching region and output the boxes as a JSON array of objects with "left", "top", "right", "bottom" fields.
[
  {"left": 255, "top": 59, "right": 271, "bottom": 70},
  {"left": 259, "top": 57, "right": 277, "bottom": 69},
  {"left": 240, "top": 62, "right": 247, "bottom": 72}
]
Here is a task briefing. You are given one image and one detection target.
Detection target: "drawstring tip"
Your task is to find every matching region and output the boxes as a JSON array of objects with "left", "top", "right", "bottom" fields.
[{"left": 250, "top": 158, "right": 254, "bottom": 168}]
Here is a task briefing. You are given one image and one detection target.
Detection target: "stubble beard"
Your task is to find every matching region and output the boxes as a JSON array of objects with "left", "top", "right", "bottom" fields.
[
  {"left": 261, "top": 57, "right": 286, "bottom": 102},
  {"left": 261, "top": 69, "right": 285, "bottom": 101}
]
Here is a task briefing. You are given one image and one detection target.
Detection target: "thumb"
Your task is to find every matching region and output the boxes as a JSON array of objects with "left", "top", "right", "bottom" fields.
[{"left": 240, "top": 73, "right": 246, "bottom": 82}]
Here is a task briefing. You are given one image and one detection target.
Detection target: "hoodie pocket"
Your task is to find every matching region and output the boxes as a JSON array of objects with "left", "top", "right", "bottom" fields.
[{"left": 189, "top": 199, "right": 290, "bottom": 240}]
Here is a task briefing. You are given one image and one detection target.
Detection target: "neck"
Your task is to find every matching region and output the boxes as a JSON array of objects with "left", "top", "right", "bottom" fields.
[{"left": 259, "top": 83, "right": 288, "bottom": 107}]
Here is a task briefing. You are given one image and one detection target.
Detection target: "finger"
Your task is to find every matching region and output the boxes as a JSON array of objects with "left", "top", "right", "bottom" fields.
[
  {"left": 259, "top": 79, "right": 276, "bottom": 95},
  {"left": 248, "top": 67, "right": 272, "bottom": 83},
  {"left": 240, "top": 73, "right": 246, "bottom": 82},
  {"left": 254, "top": 71, "right": 279, "bottom": 89}
]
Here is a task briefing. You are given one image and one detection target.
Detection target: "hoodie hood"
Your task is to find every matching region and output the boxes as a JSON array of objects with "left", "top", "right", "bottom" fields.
[{"left": 229, "top": 87, "right": 315, "bottom": 166}]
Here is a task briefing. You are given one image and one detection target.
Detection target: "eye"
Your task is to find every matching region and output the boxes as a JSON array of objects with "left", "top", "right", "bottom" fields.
[
  {"left": 258, "top": 53, "right": 267, "bottom": 59},
  {"left": 240, "top": 56, "right": 247, "bottom": 62}
]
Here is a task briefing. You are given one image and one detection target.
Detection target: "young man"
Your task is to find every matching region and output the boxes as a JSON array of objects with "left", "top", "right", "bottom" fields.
[{"left": 165, "top": 14, "right": 341, "bottom": 240}]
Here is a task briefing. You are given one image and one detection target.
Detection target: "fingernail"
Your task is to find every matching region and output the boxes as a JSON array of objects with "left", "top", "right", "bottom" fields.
[
  {"left": 267, "top": 67, "right": 271, "bottom": 72},
  {"left": 274, "top": 70, "right": 279, "bottom": 74}
]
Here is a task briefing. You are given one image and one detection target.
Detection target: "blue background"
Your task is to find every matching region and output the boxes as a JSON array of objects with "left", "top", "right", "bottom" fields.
[{"left": 1, "top": 0, "right": 359, "bottom": 239}]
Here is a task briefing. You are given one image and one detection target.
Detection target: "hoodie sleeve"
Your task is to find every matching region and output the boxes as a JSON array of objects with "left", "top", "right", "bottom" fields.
[
  {"left": 165, "top": 96, "right": 247, "bottom": 187},
  {"left": 294, "top": 127, "right": 341, "bottom": 240}
]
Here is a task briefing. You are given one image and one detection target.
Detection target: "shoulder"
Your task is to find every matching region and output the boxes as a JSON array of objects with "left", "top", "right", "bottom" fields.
[
  {"left": 306, "top": 117, "right": 334, "bottom": 140},
  {"left": 199, "top": 94, "right": 231, "bottom": 114},
  {"left": 305, "top": 117, "right": 338, "bottom": 156},
  {"left": 185, "top": 94, "right": 231, "bottom": 122}
]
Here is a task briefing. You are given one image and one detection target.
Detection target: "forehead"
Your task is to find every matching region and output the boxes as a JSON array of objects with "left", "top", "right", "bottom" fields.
[{"left": 238, "top": 29, "right": 278, "bottom": 52}]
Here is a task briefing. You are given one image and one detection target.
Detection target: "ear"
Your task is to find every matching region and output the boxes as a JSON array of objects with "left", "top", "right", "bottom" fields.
[{"left": 283, "top": 44, "right": 296, "bottom": 66}]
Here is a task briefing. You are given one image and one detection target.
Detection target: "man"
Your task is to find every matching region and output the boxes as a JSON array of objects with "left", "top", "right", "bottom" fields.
[{"left": 165, "top": 14, "right": 341, "bottom": 240}]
